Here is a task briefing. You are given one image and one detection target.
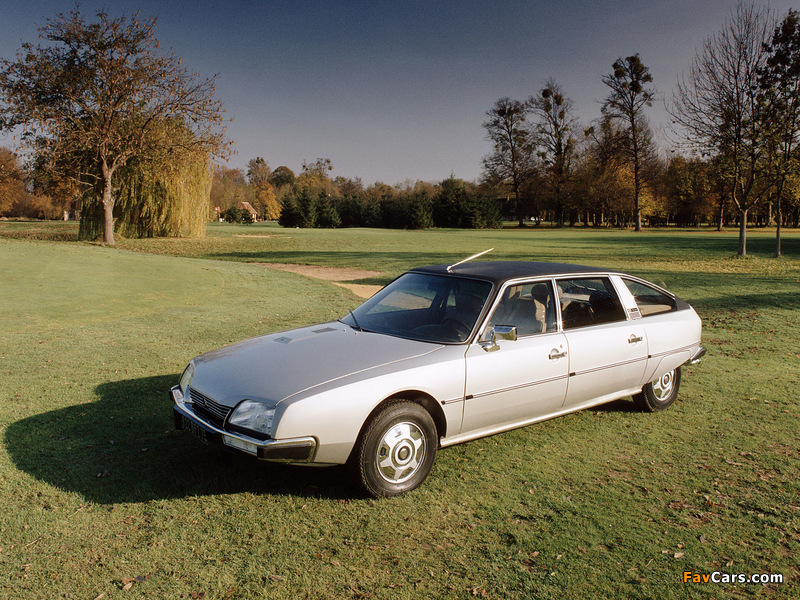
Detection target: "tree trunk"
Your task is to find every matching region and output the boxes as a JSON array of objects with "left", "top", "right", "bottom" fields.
[
  {"left": 631, "top": 116, "right": 643, "bottom": 232},
  {"left": 101, "top": 161, "right": 116, "bottom": 246},
  {"left": 773, "top": 178, "right": 784, "bottom": 258},
  {"left": 513, "top": 183, "right": 523, "bottom": 227},
  {"left": 775, "top": 196, "right": 782, "bottom": 258},
  {"left": 737, "top": 208, "right": 748, "bottom": 256},
  {"left": 633, "top": 167, "right": 642, "bottom": 232}
]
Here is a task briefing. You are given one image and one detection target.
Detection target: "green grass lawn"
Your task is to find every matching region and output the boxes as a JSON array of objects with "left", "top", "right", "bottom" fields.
[{"left": 0, "top": 224, "right": 798, "bottom": 599}]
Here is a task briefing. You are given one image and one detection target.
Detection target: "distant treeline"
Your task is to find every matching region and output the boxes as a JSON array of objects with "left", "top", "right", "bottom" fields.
[
  {"left": 277, "top": 178, "right": 501, "bottom": 230},
  {"left": 208, "top": 154, "right": 800, "bottom": 233},
  {"left": 4, "top": 3, "right": 800, "bottom": 255}
]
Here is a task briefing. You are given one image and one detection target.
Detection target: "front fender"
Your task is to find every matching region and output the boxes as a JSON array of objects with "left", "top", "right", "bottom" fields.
[{"left": 274, "top": 348, "right": 466, "bottom": 464}]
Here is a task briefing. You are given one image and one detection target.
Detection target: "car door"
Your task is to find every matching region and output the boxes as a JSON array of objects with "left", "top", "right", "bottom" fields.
[
  {"left": 462, "top": 280, "right": 569, "bottom": 434},
  {"left": 557, "top": 276, "right": 648, "bottom": 409}
]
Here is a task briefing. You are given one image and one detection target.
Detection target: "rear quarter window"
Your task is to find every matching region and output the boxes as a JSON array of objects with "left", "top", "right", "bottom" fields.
[{"left": 623, "top": 279, "right": 677, "bottom": 317}]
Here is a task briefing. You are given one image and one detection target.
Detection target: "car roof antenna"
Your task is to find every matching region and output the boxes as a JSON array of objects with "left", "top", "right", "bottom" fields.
[{"left": 446, "top": 248, "right": 494, "bottom": 272}]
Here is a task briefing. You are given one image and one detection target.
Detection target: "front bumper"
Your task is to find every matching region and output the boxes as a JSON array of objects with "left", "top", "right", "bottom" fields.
[{"left": 171, "top": 386, "right": 317, "bottom": 463}]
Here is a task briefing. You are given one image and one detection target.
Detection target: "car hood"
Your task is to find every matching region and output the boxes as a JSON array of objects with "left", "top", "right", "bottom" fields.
[{"left": 189, "top": 322, "right": 443, "bottom": 406}]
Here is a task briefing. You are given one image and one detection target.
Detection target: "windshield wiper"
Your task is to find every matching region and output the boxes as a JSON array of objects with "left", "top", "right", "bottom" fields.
[{"left": 341, "top": 309, "right": 364, "bottom": 332}]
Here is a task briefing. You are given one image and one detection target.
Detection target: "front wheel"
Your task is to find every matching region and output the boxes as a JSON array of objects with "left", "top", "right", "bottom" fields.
[
  {"left": 634, "top": 367, "right": 681, "bottom": 412},
  {"left": 351, "top": 400, "right": 438, "bottom": 498}
]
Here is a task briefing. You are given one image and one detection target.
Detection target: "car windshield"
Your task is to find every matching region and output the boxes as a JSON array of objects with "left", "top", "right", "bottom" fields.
[{"left": 341, "top": 272, "right": 493, "bottom": 343}]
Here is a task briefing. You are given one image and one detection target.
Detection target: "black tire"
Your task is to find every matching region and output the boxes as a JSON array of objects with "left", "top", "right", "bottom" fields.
[
  {"left": 351, "top": 400, "right": 438, "bottom": 498},
  {"left": 634, "top": 367, "right": 681, "bottom": 412}
]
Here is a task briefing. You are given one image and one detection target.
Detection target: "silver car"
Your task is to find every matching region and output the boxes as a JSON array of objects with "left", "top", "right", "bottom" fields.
[{"left": 172, "top": 260, "right": 704, "bottom": 497}]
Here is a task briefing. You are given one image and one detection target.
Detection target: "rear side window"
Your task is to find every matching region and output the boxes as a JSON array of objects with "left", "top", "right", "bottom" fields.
[
  {"left": 623, "top": 279, "right": 676, "bottom": 317},
  {"left": 557, "top": 277, "right": 627, "bottom": 329}
]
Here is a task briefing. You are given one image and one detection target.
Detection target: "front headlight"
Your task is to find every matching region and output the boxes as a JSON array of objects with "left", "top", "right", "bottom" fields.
[
  {"left": 228, "top": 400, "right": 276, "bottom": 437},
  {"left": 179, "top": 362, "right": 195, "bottom": 394}
]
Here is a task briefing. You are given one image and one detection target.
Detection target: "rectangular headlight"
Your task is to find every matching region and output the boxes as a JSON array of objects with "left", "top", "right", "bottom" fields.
[{"left": 228, "top": 399, "right": 276, "bottom": 436}]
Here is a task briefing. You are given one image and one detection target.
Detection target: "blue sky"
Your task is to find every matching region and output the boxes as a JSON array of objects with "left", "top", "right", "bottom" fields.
[{"left": 2, "top": 0, "right": 798, "bottom": 185}]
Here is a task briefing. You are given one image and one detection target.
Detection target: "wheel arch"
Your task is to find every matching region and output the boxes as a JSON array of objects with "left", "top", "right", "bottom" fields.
[{"left": 347, "top": 391, "right": 447, "bottom": 462}]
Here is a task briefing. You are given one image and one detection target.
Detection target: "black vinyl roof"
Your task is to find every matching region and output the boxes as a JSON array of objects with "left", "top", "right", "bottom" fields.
[{"left": 410, "top": 261, "right": 619, "bottom": 284}]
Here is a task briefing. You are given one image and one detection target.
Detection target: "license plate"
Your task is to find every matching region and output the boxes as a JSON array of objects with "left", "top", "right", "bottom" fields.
[{"left": 181, "top": 415, "right": 209, "bottom": 445}]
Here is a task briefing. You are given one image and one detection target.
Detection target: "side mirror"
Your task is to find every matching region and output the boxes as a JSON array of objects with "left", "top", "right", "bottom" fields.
[{"left": 480, "top": 325, "right": 517, "bottom": 352}]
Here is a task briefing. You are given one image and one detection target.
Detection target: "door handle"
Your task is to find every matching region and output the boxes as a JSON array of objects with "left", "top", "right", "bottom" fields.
[
  {"left": 549, "top": 349, "right": 567, "bottom": 360},
  {"left": 628, "top": 334, "right": 643, "bottom": 344}
]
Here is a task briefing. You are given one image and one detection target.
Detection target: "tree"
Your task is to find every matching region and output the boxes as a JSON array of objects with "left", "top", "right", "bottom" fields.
[
  {"left": 278, "top": 193, "right": 303, "bottom": 228},
  {"left": 406, "top": 190, "right": 434, "bottom": 230},
  {"left": 269, "top": 165, "right": 295, "bottom": 188},
  {"left": 210, "top": 166, "right": 251, "bottom": 214},
  {"left": 0, "top": 146, "right": 65, "bottom": 219},
  {"left": 0, "top": 8, "right": 228, "bottom": 245},
  {"left": 482, "top": 98, "right": 534, "bottom": 226},
  {"left": 0, "top": 147, "right": 21, "bottom": 215},
  {"left": 529, "top": 79, "right": 578, "bottom": 226},
  {"left": 601, "top": 54, "right": 656, "bottom": 231},
  {"left": 333, "top": 176, "right": 364, "bottom": 197},
  {"left": 431, "top": 177, "right": 465, "bottom": 228},
  {"left": 0, "top": 147, "right": 30, "bottom": 215},
  {"left": 268, "top": 165, "right": 295, "bottom": 220},
  {"left": 759, "top": 9, "right": 800, "bottom": 256},
  {"left": 671, "top": 2, "right": 773, "bottom": 256},
  {"left": 77, "top": 118, "right": 212, "bottom": 239},
  {"left": 302, "top": 158, "right": 333, "bottom": 179},
  {"left": 297, "top": 158, "right": 335, "bottom": 196},
  {"left": 582, "top": 116, "right": 628, "bottom": 226},
  {"left": 247, "top": 157, "right": 271, "bottom": 187},
  {"left": 316, "top": 191, "right": 341, "bottom": 228},
  {"left": 255, "top": 183, "right": 280, "bottom": 220},
  {"left": 247, "top": 157, "right": 280, "bottom": 219},
  {"left": 665, "top": 156, "right": 716, "bottom": 226}
]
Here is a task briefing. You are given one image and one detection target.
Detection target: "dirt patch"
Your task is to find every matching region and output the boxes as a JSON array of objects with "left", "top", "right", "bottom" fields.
[
  {"left": 256, "top": 263, "right": 384, "bottom": 298},
  {"left": 257, "top": 262, "right": 381, "bottom": 281},
  {"left": 332, "top": 282, "right": 383, "bottom": 298}
]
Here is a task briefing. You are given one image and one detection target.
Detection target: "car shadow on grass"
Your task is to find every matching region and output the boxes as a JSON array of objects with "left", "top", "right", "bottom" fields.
[
  {"left": 3, "top": 375, "right": 358, "bottom": 504},
  {"left": 591, "top": 398, "right": 641, "bottom": 413}
]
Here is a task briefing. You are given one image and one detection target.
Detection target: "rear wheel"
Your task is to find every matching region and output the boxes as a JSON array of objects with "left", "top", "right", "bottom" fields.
[
  {"left": 634, "top": 367, "right": 681, "bottom": 412},
  {"left": 352, "top": 400, "right": 438, "bottom": 498}
]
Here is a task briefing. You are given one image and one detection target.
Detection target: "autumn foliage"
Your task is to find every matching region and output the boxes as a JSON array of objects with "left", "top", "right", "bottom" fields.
[{"left": 0, "top": 8, "right": 228, "bottom": 243}]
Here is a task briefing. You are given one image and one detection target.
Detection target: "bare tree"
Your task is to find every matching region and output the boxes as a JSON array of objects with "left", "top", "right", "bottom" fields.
[
  {"left": 670, "top": 2, "right": 774, "bottom": 256},
  {"left": 529, "top": 79, "right": 578, "bottom": 226},
  {"left": 482, "top": 98, "right": 534, "bottom": 226},
  {"left": 602, "top": 54, "right": 656, "bottom": 231},
  {"left": 0, "top": 8, "right": 229, "bottom": 245}
]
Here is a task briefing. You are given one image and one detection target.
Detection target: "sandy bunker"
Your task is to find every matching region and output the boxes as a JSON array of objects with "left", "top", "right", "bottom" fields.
[{"left": 256, "top": 263, "right": 384, "bottom": 298}]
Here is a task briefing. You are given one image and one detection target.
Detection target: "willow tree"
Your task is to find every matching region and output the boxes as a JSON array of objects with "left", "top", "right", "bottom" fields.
[
  {"left": 93, "top": 121, "right": 212, "bottom": 238},
  {"left": 0, "top": 7, "right": 228, "bottom": 245}
]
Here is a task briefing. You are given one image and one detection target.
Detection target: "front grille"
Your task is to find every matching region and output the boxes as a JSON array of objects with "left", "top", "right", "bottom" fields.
[{"left": 188, "top": 387, "right": 232, "bottom": 427}]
